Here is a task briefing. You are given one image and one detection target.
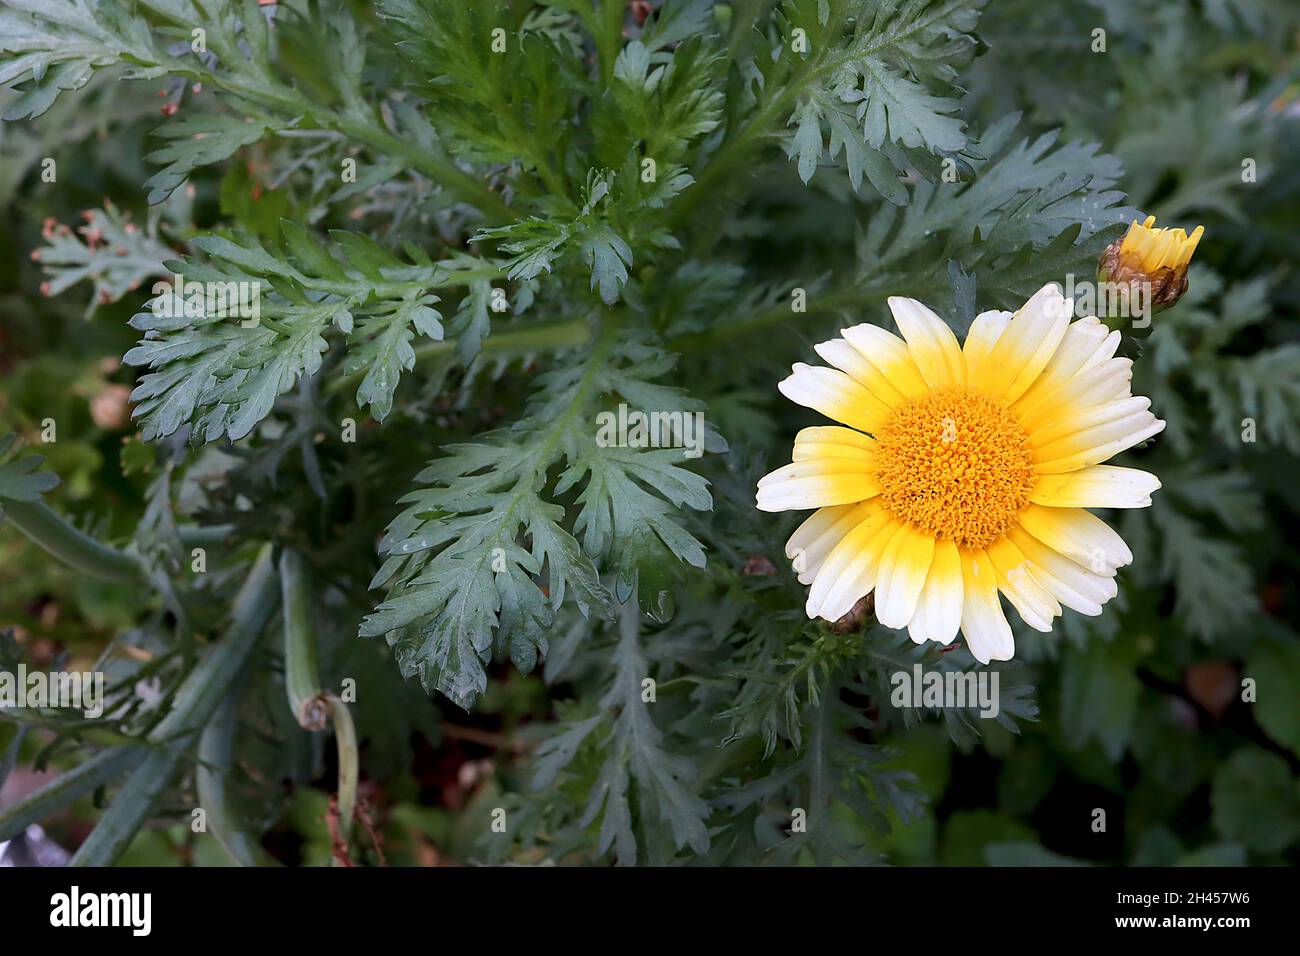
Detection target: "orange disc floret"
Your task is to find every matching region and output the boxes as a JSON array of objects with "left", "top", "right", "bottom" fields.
[{"left": 872, "top": 387, "right": 1033, "bottom": 550}]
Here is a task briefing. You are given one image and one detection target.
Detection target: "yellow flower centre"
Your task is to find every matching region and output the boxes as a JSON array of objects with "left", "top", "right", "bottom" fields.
[{"left": 872, "top": 387, "right": 1034, "bottom": 550}]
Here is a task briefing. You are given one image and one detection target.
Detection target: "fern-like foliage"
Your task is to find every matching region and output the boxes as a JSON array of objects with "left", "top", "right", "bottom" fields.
[
  {"left": 361, "top": 331, "right": 721, "bottom": 708},
  {"left": 1140, "top": 269, "right": 1300, "bottom": 454},
  {"left": 9, "top": 0, "right": 1293, "bottom": 871},
  {"left": 0, "top": 434, "right": 61, "bottom": 523},
  {"left": 32, "top": 202, "right": 174, "bottom": 314},
  {"left": 477, "top": 166, "right": 693, "bottom": 306},
  {"left": 530, "top": 601, "right": 711, "bottom": 864},
  {"left": 0, "top": 0, "right": 511, "bottom": 216},
  {"left": 782, "top": 0, "right": 988, "bottom": 200},
  {"left": 0, "top": 0, "right": 171, "bottom": 121},
  {"left": 719, "top": 683, "right": 923, "bottom": 865},
  {"left": 851, "top": 113, "right": 1134, "bottom": 315},
  {"left": 123, "top": 223, "right": 501, "bottom": 442}
]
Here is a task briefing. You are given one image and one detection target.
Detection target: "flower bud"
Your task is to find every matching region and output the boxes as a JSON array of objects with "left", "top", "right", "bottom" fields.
[{"left": 1097, "top": 215, "right": 1204, "bottom": 330}]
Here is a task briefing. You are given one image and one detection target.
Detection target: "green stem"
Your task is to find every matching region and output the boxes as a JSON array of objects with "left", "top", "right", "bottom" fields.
[
  {"left": 66, "top": 747, "right": 184, "bottom": 867},
  {"left": 0, "top": 708, "right": 155, "bottom": 748},
  {"left": 727, "top": 0, "right": 776, "bottom": 58},
  {"left": 69, "top": 546, "right": 278, "bottom": 866},
  {"left": 327, "top": 113, "right": 516, "bottom": 223},
  {"left": 672, "top": 0, "right": 943, "bottom": 230},
  {"left": 595, "top": 0, "right": 627, "bottom": 88},
  {"left": 132, "top": 3, "right": 516, "bottom": 224},
  {"left": 196, "top": 676, "right": 278, "bottom": 867},
  {"left": 2, "top": 500, "right": 141, "bottom": 583},
  {"left": 178, "top": 524, "right": 236, "bottom": 548},
  {"left": 326, "top": 281, "right": 884, "bottom": 402},
  {"left": 806, "top": 680, "right": 835, "bottom": 835},
  {"left": 280, "top": 550, "right": 322, "bottom": 729},
  {"left": 0, "top": 725, "right": 24, "bottom": 794},
  {"left": 474, "top": 319, "right": 622, "bottom": 542},
  {"left": 151, "top": 546, "right": 278, "bottom": 742},
  {"left": 669, "top": 93, "right": 792, "bottom": 228},
  {"left": 668, "top": 5, "right": 843, "bottom": 232},
  {"left": 279, "top": 548, "right": 359, "bottom": 864},
  {"left": 670, "top": 283, "right": 880, "bottom": 352},
  {"left": 326, "top": 317, "right": 592, "bottom": 398},
  {"left": 323, "top": 279, "right": 892, "bottom": 395},
  {"left": 327, "top": 696, "right": 359, "bottom": 861},
  {"left": 0, "top": 746, "right": 145, "bottom": 843},
  {"left": 301, "top": 264, "right": 505, "bottom": 303}
]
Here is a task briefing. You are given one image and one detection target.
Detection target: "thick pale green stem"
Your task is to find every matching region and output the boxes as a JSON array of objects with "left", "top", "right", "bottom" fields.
[
  {"left": 279, "top": 549, "right": 359, "bottom": 864},
  {"left": 151, "top": 546, "right": 278, "bottom": 743},
  {"left": 66, "top": 746, "right": 183, "bottom": 867},
  {"left": 327, "top": 696, "right": 358, "bottom": 859},
  {"left": 197, "top": 678, "right": 278, "bottom": 867},
  {"left": 0, "top": 746, "right": 145, "bottom": 843},
  {"left": 327, "top": 114, "right": 515, "bottom": 224},
  {"left": 2, "top": 500, "right": 141, "bottom": 583},
  {"left": 177, "top": 524, "right": 236, "bottom": 548},
  {"left": 69, "top": 546, "right": 278, "bottom": 866},
  {"left": 280, "top": 550, "right": 324, "bottom": 729}
]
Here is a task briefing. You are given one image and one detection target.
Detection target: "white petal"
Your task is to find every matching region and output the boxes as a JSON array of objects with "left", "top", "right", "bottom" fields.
[
  {"left": 1017, "top": 503, "right": 1133, "bottom": 571},
  {"left": 785, "top": 502, "right": 878, "bottom": 584},
  {"left": 1030, "top": 466, "right": 1162, "bottom": 509},
  {"left": 962, "top": 310, "right": 1012, "bottom": 383},
  {"left": 778, "top": 363, "right": 890, "bottom": 434},
  {"left": 958, "top": 549, "right": 1015, "bottom": 663},
  {"left": 1027, "top": 396, "right": 1151, "bottom": 448},
  {"left": 1007, "top": 526, "right": 1117, "bottom": 615},
  {"left": 987, "top": 537, "right": 1060, "bottom": 632},
  {"left": 1033, "top": 416, "right": 1165, "bottom": 475},
  {"left": 874, "top": 524, "right": 937, "bottom": 629},
  {"left": 839, "top": 324, "right": 930, "bottom": 400},
  {"left": 756, "top": 459, "right": 880, "bottom": 511},
  {"left": 805, "top": 512, "right": 896, "bottom": 621},
  {"left": 792, "top": 425, "right": 877, "bottom": 463},
  {"left": 908, "top": 538, "right": 964, "bottom": 646},
  {"left": 1015, "top": 358, "right": 1134, "bottom": 434},
  {"left": 971, "top": 284, "right": 1070, "bottom": 403},
  {"left": 888, "top": 296, "right": 966, "bottom": 388},
  {"left": 813, "top": 339, "right": 908, "bottom": 408}
]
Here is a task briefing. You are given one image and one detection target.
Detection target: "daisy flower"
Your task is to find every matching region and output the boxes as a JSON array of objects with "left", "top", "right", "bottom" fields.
[{"left": 756, "top": 283, "right": 1164, "bottom": 663}]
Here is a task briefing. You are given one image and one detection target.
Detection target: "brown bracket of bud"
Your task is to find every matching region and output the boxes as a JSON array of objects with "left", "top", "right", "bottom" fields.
[
  {"left": 830, "top": 593, "right": 875, "bottom": 634},
  {"left": 1098, "top": 240, "right": 1191, "bottom": 322},
  {"left": 295, "top": 691, "right": 332, "bottom": 732}
]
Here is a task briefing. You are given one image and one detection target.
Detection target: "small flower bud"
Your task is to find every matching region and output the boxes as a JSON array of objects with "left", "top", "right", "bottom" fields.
[{"left": 1097, "top": 215, "right": 1204, "bottom": 330}]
